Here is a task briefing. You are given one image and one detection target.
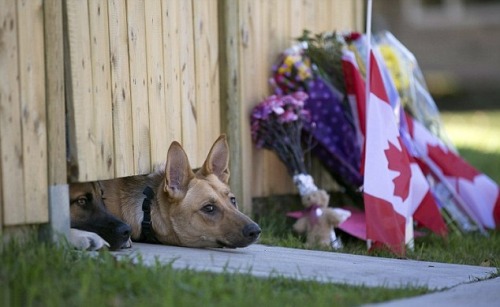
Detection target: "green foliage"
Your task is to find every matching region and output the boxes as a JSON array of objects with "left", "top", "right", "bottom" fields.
[{"left": 296, "top": 30, "right": 346, "bottom": 93}]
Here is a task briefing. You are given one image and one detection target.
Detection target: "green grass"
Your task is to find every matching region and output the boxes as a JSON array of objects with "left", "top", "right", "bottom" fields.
[
  {"left": 440, "top": 110, "right": 500, "bottom": 183},
  {"left": 1, "top": 109, "right": 499, "bottom": 307},
  {"left": 0, "top": 237, "right": 428, "bottom": 307},
  {"left": 257, "top": 212, "right": 500, "bottom": 267}
]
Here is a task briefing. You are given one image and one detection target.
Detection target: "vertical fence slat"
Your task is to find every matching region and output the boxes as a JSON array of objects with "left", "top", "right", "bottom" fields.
[
  {"left": 17, "top": 0, "right": 48, "bottom": 223},
  {"left": 161, "top": 0, "right": 182, "bottom": 149},
  {"left": 45, "top": 0, "right": 66, "bottom": 186},
  {"left": 353, "top": 0, "right": 365, "bottom": 32},
  {"left": 108, "top": 0, "right": 134, "bottom": 177},
  {"left": 261, "top": 0, "right": 296, "bottom": 196},
  {"left": 243, "top": 0, "right": 289, "bottom": 206},
  {"left": 145, "top": 0, "right": 169, "bottom": 166},
  {"left": 88, "top": 0, "right": 114, "bottom": 179},
  {"left": 219, "top": 0, "right": 245, "bottom": 208},
  {"left": 193, "top": 0, "right": 220, "bottom": 163},
  {"left": 289, "top": 0, "right": 305, "bottom": 35},
  {"left": 66, "top": 0, "right": 96, "bottom": 182},
  {"left": 45, "top": 0, "right": 69, "bottom": 237},
  {"left": 178, "top": 0, "right": 198, "bottom": 164},
  {"left": 127, "top": 0, "right": 151, "bottom": 174},
  {"left": 0, "top": 0, "right": 26, "bottom": 225}
]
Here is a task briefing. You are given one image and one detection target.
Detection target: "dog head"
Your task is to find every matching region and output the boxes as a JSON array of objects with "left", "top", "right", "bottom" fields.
[
  {"left": 69, "top": 182, "right": 132, "bottom": 250},
  {"left": 155, "top": 135, "right": 261, "bottom": 248}
]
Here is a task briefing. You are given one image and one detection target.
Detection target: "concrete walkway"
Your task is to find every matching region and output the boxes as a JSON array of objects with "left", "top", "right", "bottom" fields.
[
  {"left": 366, "top": 276, "right": 500, "bottom": 307},
  {"left": 115, "top": 243, "right": 498, "bottom": 305}
]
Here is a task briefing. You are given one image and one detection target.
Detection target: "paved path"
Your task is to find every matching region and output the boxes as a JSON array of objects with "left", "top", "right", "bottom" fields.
[
  {"left": 366, "top": 276, "right": 500, "bottom": 307},
  {"left": 116, "top": 243, "right": 496, "bottom": 292}
]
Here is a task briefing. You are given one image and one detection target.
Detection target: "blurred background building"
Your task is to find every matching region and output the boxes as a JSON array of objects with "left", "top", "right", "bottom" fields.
[{"left": 372, "top": 0, "right": 500, "bottom": 109}]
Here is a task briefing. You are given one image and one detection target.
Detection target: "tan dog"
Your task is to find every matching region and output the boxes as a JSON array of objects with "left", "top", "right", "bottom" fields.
[
  {"left": 100, "top": 135, "right": 261, "bottom": 248},
  {"left": 69, "top": 182, "right": 132, "bottom": 250}
]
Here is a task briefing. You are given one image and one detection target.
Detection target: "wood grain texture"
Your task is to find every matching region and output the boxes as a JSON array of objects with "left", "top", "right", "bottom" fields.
[
  {"left": 17, "top": 0, "right": 49, "bottom": 223},
  {"left": 0, "top": 0, "right": 26, "bottom": 225},
  {"left": 108, "top": 0, "right": 134, "bottom": 177},
  {"left": 127, "top": 0, "right": 151, "bottom": 174},
  {"left": 66, "top": 0, "right": 96, "bottom": 182},
  {"left": 177, "top": 0, "right": 197, "bottom": 164},
  {"left": 193, "top": 0, "right": 221, "bottom": 164},
  {"left": 44, "top": 0, "right": 66, "bottom": 186},
  {"left": 161, "top": 0, "right": 182, "bottom": 157},
  {"left": 144, "top": 0, "right": 169, "bottom": 167}
]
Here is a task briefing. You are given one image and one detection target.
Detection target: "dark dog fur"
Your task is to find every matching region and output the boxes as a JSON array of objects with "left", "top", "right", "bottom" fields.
[{"left": 69, "top": 182, "right": 131, "bottom": 250}]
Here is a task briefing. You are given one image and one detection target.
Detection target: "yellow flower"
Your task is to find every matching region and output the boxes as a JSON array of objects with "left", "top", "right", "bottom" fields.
[{"left": 379, "top": 44, "right": 410, "bottom": 91}]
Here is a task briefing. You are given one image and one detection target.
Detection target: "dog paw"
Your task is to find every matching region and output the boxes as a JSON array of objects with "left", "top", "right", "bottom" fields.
[{"left": 69, "top": 229, "right": 110, "bottom": 251}]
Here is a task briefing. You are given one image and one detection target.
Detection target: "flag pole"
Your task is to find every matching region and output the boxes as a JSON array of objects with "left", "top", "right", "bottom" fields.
[
  {"left": 365, "top": 0, "right": 373, "bottom": 251},
  {"left": 365, "top": 0, "right": 372, "bottom": 105}
]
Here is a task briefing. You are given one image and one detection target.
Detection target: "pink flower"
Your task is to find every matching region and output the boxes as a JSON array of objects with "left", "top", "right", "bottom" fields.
[{"left": 292, "top": 91, "right": 308, "bottom": 102}]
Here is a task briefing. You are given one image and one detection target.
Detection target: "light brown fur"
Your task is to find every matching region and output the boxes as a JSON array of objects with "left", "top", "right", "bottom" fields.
[{"left": 100, "top": 135, "right": 261, "bottom": 248}]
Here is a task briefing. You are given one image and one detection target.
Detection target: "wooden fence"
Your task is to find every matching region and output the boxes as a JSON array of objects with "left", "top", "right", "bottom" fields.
[{"left": 0, "top": 0, "right": 363, "bottom": 234}]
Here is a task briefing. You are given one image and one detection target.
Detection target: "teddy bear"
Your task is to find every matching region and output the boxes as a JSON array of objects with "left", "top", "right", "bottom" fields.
[{"left": 290, "top": 189, "right": 351, "bottom": 249}]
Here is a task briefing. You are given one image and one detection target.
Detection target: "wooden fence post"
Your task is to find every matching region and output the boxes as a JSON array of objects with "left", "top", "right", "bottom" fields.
[{"left": 45, "top": 0, "right": 69, "bottom": 240}]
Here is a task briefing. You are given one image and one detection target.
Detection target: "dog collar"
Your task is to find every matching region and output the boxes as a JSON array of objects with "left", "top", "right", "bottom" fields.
[{"left": 139, "top": 186, "right": 159, "bottom": 244}]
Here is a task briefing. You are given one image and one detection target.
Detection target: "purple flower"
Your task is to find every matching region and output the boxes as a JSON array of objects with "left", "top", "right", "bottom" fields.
[
  {"left": 250, "top": 92, "right": 310, "bottom": 174},
  {"left": 279, "top": 110, "right": 298, "bottom": 123}
]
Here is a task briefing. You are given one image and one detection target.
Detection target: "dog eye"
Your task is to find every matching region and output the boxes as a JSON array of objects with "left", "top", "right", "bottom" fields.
[
  {"left": 201, "top": 204, "right": 216, "bottom": 214},
  {"left": 76, "top": 196, "right": 88, "bottom": 206},
  {"left": 230, "top": 197, "right": 237, "bottom": 207}
]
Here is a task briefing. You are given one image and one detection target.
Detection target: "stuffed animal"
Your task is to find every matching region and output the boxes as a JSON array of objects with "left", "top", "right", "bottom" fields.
[{"left": 291, "top": 189, "right": 351, "bottom": 249}]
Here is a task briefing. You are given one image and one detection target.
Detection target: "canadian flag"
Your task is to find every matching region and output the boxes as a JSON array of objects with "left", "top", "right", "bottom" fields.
[
  {"left": 363, "top": 51, "right": 447, "bottom": 255},
  {"left": 406, "top": 115, "right": 500, "bottom": 230},
  {"left": 341, "top": 50, "right": 447, "bottom": 254},
  {"left": 342, "top": 50, "right": 366, "bottom": 147}
]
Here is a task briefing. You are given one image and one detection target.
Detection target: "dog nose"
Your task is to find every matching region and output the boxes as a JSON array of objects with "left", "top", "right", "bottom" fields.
[
  {"left": 116, "top": 223, "right": 131, "bottom": 239},
  {"left": 242, "top": 223, "right": 261, "bottom": 240}
]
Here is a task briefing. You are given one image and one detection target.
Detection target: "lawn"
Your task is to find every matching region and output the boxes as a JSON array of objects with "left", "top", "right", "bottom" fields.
[
  {"left": 440, "top": 110, "right": 500, "bottom": 183},
  {"left": 1, "top": 110, "right": 499, "bottom": 307}
]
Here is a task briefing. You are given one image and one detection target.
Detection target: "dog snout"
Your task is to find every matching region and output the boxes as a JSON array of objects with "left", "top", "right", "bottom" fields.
[
  {"left": 109, "top": 220, "right": 131, "bottom": 239},
  {"left": 116, "top": 223, "right": 131, "bottom": 239},
  {"left": 242, "top": 223, "right": 261, "bottom": 240}
]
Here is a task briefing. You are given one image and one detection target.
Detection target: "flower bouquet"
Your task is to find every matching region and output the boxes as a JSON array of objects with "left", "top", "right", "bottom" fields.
[
  {"left": 270, "top": 36, "right": 364, "bottom": 202},
  {"left": 250, "top": 92, "right": 351, "bottom": 249},
  {"left": 250, "top": 92, "right": 316, "bottom": 195}
]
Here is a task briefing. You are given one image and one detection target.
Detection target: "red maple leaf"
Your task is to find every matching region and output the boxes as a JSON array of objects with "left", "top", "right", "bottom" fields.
[
  {"left": 384, "top": 137, "right": 411, "bottom": 201},
  {"left": 427, "top": 144, "right": 479, "bottom": 181}
]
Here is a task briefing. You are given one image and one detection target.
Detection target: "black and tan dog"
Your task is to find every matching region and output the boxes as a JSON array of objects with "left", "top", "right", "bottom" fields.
[
  {"left": 100, "top": 135, "right": 261, "bottom": 248},
  {"left": 69, "top": 182, "right": 132, "bottom": 250}
]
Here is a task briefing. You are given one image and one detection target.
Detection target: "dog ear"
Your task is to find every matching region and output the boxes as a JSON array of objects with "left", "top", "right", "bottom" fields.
[
  {"left": 163, "top": 141, "right": 194, "bottom": 198},
  {"left": 199, "top": 134, "right": 230, "bottom": 184}
]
